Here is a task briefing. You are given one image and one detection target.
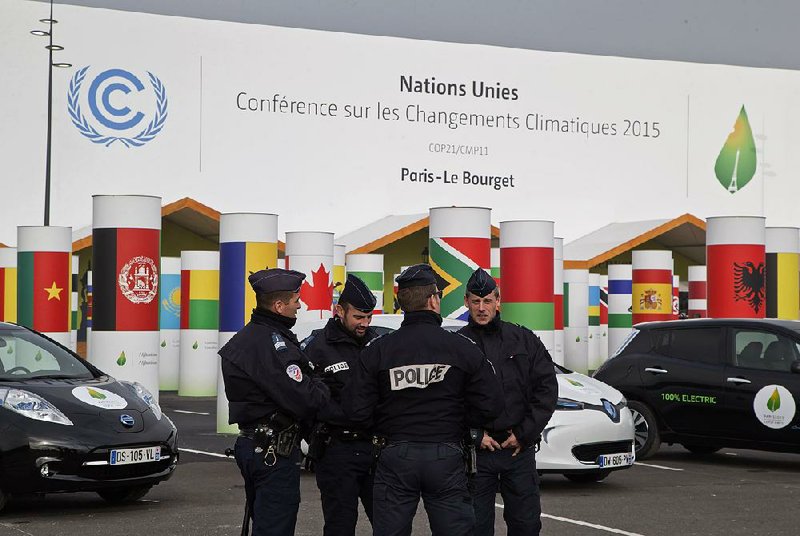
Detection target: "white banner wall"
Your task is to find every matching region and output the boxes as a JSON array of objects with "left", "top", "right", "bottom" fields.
[{"left": 2, "top": 4, "right": 799, "bottom": 246}]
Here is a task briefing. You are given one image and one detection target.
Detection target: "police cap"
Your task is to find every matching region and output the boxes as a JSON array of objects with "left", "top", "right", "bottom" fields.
[
  {"left": 395, "top": 263, "right": 438, "bottom": 290},
  {"left": 466, "top": 268, "right": 497, "bottom": 298},
  {"left": 339, "top": 274, "right": 377, "bottom": 313},
  {"left": 248, "top": 268, "right": 306, "bottom": 294}
]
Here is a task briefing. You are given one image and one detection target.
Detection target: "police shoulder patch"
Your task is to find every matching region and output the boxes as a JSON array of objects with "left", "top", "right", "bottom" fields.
[
  {"left": 272, "top": 333, "right": 288, "bottom": 352},
  {"left": 286, "top": 363, "right": 303, "bottom": 382}
]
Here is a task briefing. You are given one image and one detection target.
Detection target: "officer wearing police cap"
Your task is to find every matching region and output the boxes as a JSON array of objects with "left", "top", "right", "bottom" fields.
[
  {"left": 302, "top": 274, "right": 379, "bottom": 535},
  {"left": 342, "top": 264, "right": 503, "bottom": 536},
  {"left": 458, "top": 268, "right": 557, "bottom": 536},
  {"left": 220, "top": 268, "right": 330, "bottom": 536}
]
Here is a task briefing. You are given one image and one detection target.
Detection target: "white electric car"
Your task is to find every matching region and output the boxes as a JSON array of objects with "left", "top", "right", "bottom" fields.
[{"left": 294, "top": 314, "right": 635, "bottom": 482}]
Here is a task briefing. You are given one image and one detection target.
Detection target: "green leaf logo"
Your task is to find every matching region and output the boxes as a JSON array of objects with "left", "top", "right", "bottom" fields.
[
  {"left": 161, "top": 340, "right": 166, "bottom": 348},
  {"left": 116, "top": 351, "right": 127, "bottom": 366},
  {"left": 575, "top": 336, "right": 581, "bottom": 342},
  {"left": 767, "top": 387, "right": 781, "bottom": 412},
  {"left": 87, "top": 387, "right": 107, "bottom": 400},
  {"left": 34, "top": 350, "right": 42, "bottom": 362},
  {"left": 7, "top": 344, "right": 13, "bottom": 354},
  {"left": 192, "top": 341, "right": 199, "bottom": 350},
  {"left": 714, "top": 105, "right": 757, "bottom": 194},
  {"left": 566, "top": 378, "right": 584, "bottom": 387}
]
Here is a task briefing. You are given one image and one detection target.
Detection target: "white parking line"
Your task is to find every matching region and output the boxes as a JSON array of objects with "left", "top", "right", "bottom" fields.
[
  {"left": 173, "top": 409, "right": 211, "bottom": 415},
  {"left": 495, "top": 503, "right": 645, "bottom": 535},
  {"left": 181, "top": 448, "right": 232, "bottom": 459},
  {"left": 634, "top": 462, "right": 684, "bottom": 471}
]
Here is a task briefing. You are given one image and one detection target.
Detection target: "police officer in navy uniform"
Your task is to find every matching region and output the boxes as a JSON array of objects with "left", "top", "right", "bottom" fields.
[
  {"left": 220, "top": 268, "right": 330, "bottom": 536},
  {"left": 458, "top": 268, "right": 558, "bottom": 536},
  {"left": 302, "top": 274, "right": 379, "bottom": 536},
  {"left": 343, "top": 264, "right": 504, "bottom": 536}
]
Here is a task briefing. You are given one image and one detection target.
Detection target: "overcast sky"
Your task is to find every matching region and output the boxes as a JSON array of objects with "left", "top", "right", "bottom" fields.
[{"left": 39, "top": 0, "right": 800, "bottom": 71}]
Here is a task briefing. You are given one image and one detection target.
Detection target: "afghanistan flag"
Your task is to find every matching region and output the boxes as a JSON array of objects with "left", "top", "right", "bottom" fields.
[
  {"left": 17, "top": 251, "right": 71, "bottom": 332},
  {"left": 92, "top": 228, "right": 160, "bottom": 331}
]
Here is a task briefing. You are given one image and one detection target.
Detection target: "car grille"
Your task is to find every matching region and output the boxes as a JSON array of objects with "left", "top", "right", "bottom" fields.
[
  {"left": 77, "top": 458, "right": 173, "bottom": 480},
  {"left": 572, "top": 440, "right": 633, "bottom": 463}
]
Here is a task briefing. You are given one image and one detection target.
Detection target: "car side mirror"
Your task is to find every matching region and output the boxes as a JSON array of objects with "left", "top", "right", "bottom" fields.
[{"left": 791, "top": 361, "right": 800, "bottom": 374}]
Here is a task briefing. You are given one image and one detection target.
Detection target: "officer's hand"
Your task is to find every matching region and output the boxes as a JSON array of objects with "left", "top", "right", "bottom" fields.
[
  {"left": 480, "top": 432, "right": 502, "bottom": 451},
  {"left": 501, "top": 432, "right": 522, "bottom": 457}
]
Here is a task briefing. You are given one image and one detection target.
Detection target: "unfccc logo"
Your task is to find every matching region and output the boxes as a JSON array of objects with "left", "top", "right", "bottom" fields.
[{"left": 68, "top": 66, "right": 168, "bottom": 148}]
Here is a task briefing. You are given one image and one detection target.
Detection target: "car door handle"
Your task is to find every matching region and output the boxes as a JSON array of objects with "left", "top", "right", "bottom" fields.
[
  {"left": 644, "top": 367, "right": 668, "bottom": 374},
  {"left": 726, "top": 377, "right": 752, "bottom": 385}
]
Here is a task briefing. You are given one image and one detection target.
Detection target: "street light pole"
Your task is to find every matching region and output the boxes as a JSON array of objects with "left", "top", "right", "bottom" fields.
[
  {"left": 44, "top": 0, "right": 54, "bottom": 226},
  {"left": 31, "top": 0, "right": 71, "bottom": 227}
]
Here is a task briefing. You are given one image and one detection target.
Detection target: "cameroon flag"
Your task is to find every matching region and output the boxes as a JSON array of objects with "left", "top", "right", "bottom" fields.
[{"left": 17, "top": 251, "right": 71, "bottom": 332}]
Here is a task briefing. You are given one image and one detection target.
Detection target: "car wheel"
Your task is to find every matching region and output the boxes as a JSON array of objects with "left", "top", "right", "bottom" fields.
[
  {"left": 564, "top": 470, "right": 610, "bottom": 483},
  {"left": 97, "top": 485, "right": 153, "bottom": 504},
  {"left": 628, "top": 400, "right": 660, "bottom": 459},
  {"left": 682, "top": 444, "right": 721, "bottom": 456}
]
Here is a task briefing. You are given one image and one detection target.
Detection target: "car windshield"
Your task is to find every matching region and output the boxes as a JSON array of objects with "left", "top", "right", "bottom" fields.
[{"left": 0, "top": 329, "right": 96, "bottom": 381}]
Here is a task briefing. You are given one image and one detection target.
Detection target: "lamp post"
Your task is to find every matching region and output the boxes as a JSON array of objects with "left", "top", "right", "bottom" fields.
[{"left": 31, "top": 0, "right": 71, "bottom": 226}]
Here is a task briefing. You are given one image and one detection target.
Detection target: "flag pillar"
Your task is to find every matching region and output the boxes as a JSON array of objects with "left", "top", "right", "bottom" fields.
[
  {"left": 159, "top": 257, "right": 181, "bottom": 391},
  {"left": 217, "top": 213, "right": 278, "bottom": 433},
  {"left": 285, "top": 232, "right": 334, "bottom": 322}
]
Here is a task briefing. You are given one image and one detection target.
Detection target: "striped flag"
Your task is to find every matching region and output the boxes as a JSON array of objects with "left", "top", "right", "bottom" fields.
[
  {"left": 18, "top": 251, "right": 71, "bottom": 333},
  {"left": 93, "top": 228, "right": 160, "bottom": 331},
  {"left": 0, "top": 248, "right": 16, "bottom": 323},
  {"left": 180, "top": 268, "right": 219, "bottom": 330},
  {"left": 219, "top": 241, "right": 276, "bottom": 331},
  {"left": 430, "top": 237, "right": 490, "bottom": 319}
]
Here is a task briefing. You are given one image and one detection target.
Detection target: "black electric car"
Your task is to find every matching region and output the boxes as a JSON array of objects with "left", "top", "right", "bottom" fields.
[
  {"left": 594, "top": 318, "right": 800, "bottom": 459},
  {"left": 0, "top": 322, "right": 178, "bottom": 512}
]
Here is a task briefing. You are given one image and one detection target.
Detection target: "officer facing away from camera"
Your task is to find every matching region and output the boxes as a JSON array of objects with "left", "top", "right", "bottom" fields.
[
  {"left": 343, "top": 263, "right": 504, "bottom": 536},
  {"left": 458, "top": 268, "right": 558, "bottom": 536},
  {"left": 302, "top": 274, "right": 379, "bottom": 535},
  {"left": 220, "top": 268, "right": 330, "bottom": 536}
]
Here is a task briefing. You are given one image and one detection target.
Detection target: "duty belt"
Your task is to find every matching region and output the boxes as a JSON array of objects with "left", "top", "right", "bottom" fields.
[{"left": 329, "top": 428, "right": 371, "bottom": 442}]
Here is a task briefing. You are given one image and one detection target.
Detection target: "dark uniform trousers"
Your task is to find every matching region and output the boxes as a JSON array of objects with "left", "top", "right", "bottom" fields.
[
  {"left": 314, "top": 438, "right": 374, "bottom": 536},
  {"left": 234, "top": 436, "right": 301, "bottom": 536},
  {"left": 470, "top": 447, "right": 540, "bottom": 536},
  {"left": 373, "top": 442, "right": 474, "bottom": 536}
]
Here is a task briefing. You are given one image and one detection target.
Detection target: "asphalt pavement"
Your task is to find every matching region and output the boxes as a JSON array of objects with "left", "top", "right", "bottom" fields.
[{"left": 2, "top": 393, "right": 800, "bottom": 536}]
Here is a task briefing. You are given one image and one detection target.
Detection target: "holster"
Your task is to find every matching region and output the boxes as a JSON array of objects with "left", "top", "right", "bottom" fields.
[
  {"left": 463, "top": 429, "right": 479, "bottom": 475},
  {"left": 306, "top": 422, "right": 331, "bottom": 461},
  {"left": 369, "top": 435, "right": 387, "bottom": 475},
  {"left": 250, "top": 411, "right": 301, "bottom": 458}
]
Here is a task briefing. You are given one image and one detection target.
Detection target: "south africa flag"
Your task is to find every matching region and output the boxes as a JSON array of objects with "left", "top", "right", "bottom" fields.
[{"left": 429, "top": 237, "right": 490, "bottom": 319}]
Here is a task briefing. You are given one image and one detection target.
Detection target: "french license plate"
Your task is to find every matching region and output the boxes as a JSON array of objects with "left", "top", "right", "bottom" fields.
[
  {"left": 109, "top": 446, "right": 161, "bottom": 466},
  {"left": 597, "top": 452, "right": 634, "bottom": 468}
]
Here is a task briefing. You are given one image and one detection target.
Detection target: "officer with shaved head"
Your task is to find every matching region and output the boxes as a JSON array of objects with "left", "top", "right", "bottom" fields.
[
  {"left": 343, "top": 264, "right": 503, "bottom": 536},
  {"left": 459, "top": 268, "right": 558, "bottom": 536}
]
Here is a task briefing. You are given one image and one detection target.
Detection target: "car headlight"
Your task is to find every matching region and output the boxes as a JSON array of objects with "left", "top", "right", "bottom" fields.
[
  {"left": 0, "top": 388, "right": 73, "bottom": 426},
  {"left": 555, "top": 397, "right": 585, "bottom": 410},
  {"left": 122, "top": 381, "right": 162, "bottom": 420}
]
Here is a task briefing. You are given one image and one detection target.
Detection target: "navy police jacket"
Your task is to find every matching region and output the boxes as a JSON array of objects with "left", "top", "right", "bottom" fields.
[
  {"left": 458, "top": 313, "right": 558, "bottom": 449},
  {"left": 302, "top": 317, "right": 377, "bottom": 429},
  {"left": 219, "top": 309, "right": 330, "bottom": 426},
  {"left": 342, "top": 310, "right": 504, "bottom": 443}
]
